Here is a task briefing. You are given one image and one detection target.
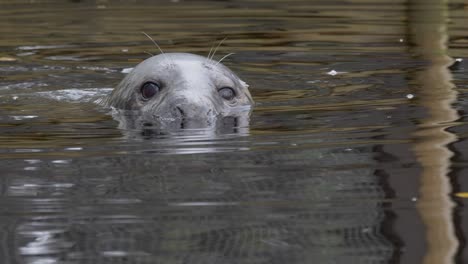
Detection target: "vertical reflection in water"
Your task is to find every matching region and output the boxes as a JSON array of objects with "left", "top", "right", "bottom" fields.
[{"left": 408, "top": 0, "right": 459, "bottom": 263}]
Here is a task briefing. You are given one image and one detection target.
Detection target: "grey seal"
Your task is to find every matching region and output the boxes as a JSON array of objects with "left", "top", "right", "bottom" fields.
[{"left": 103, "top": 53, "right": 253, "bottom": 131}]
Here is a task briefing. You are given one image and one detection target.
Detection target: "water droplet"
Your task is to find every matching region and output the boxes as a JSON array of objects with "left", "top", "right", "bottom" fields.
[
  {"left": 52, "top": 160, "right": 70, "bottom": 164},
  {"left": 65, "top": 147, "right": 83, "bottom": 151},
  {"left": 327, "top": 70, "right": 338, "bottom": 76}
]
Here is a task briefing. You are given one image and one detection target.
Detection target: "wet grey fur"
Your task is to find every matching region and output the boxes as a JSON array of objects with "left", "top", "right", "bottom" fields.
[{"left": 103, "top": 53, "right": 253, "bottom": 130}]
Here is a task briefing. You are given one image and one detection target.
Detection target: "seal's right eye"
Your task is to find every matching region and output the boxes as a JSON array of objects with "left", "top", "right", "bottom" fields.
[
  {"left": 218, "top": 87, "right": 236, "bottom": 101},
  {"left": 140, "top": 82, "right": 160, "bottom": 100}
]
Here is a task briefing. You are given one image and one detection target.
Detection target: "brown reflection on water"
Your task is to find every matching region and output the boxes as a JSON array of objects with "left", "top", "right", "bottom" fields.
[{"left": 409, "top": 0, "right": 459, "bottom": 263}]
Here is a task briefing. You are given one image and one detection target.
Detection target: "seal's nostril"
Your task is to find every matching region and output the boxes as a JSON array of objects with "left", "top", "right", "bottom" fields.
[{"left": 175, "top": 106, "right": 185, "bottom": 117}]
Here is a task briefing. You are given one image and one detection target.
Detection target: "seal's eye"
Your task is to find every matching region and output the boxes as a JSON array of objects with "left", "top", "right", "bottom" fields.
[
  {"left": 141, "top": 82, "right": 160, "bottom": 100},
  {"left": 218, "top": 87, "right": 235, "bottom": 100}
]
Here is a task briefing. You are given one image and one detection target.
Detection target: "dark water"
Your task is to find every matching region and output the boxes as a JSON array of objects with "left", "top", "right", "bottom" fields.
[{"left": 1, "top": 0, "right": 468, "bottom": 263}]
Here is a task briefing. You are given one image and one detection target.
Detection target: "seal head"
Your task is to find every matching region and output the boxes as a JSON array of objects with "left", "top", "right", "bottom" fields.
[{"left": 104, "top": 53, "right": 253, "bottom": 129}]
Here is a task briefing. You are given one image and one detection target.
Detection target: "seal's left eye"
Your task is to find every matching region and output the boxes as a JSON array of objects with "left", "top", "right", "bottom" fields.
[
  {"left": 141, "top": 82, "right": 160, "bottom": 99},
  {"left": 218, "top": 87, "right": 235, "bottom": 100}
]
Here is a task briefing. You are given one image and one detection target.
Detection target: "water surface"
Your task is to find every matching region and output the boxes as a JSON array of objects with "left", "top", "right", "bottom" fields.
[{"left": 1, "top": 0, "right": 468, "bottom": 263}]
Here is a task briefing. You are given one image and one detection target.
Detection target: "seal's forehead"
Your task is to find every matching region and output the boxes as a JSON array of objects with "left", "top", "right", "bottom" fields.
[
  {"left": 136, "top": 55, "right": 208, "bottom": 78},
  {"left": 142, "top": 53, "right": 208, "bottom": 65},
  {"left": 139, "top": 53, "right": 232, "bottom": 71},
  {"left": 135, "top": 53, "right": 239, "bottom": 83}
]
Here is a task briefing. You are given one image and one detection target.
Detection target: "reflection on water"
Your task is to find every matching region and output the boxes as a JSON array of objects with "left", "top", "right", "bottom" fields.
[
  {"left": 1, "top": 0, "right": 468, "bottom": 263},
  {"left": 409, "top": 1, "right": 459, "bottom": 263}
]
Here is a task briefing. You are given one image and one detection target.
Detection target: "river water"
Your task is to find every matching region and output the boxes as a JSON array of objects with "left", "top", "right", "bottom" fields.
[{"left": 1, "top": 0, "right": 468, "bottom": 263}]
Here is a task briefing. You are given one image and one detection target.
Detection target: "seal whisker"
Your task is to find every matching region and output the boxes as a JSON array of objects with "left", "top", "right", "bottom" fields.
[
  {"left": 206, "top": 43, "right": 216, "bottom": 64},
  {"left": 210, "top": 36, "right": 228, "bottom": 61},
  {"left": 215, "top": 53, "right": 235, "bottom": 66},
  {"left": 141, "top": 31, "right": 165, "bottom": 55},
  {"left": 141, "top": 31, "right": 173, "bottom": 66},
  {"left": 144, "top": 51, "right": 154, "bottom": 57}
]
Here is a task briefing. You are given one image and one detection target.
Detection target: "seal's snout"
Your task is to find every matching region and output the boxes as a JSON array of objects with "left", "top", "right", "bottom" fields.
[
  {"left": 167, "top": 97, "right": 187, "bottom": 118},
  {"left": 166, "top": 96, "right": 215, "bottom": 120}
]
